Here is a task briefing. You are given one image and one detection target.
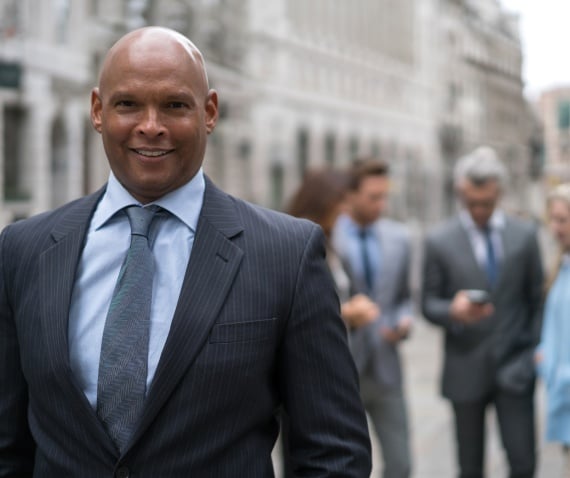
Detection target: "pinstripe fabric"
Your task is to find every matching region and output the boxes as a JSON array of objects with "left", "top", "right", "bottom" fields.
[{"left": 0, "top": 179, "right": 371, "bottom": 477}]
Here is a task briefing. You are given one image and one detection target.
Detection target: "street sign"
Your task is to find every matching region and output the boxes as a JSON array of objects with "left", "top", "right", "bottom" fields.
[{"left": 0, "top": 62, "right": 21, "bottom": 88}]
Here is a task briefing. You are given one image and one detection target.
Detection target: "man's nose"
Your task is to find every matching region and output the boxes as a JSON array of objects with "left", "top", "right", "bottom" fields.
[{"left": 137, "top": 108, "right": 166, "bottom": 136}]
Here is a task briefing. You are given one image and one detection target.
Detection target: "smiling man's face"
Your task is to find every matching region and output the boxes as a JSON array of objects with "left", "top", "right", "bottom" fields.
[{"left": 90, "top": 28, "right": 218, "bottom": 203}]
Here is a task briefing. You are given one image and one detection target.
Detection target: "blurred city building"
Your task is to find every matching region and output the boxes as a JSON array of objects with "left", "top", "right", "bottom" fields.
[
  {"left": 0, "top": 0, "right": 539, "bottom": 226},
  {"left": 437, "top": 0, "right": 539, "bottom": 217},
  {"left": 538, "top": 87, "right": 570, "bottom": 188}
]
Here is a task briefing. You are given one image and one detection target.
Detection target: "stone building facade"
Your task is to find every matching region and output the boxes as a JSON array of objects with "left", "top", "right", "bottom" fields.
[
  {"left": 539, "top": 87, "right": 570, "bottom": 187},
  {"left": 0, "top": 0, "right": 534, "bottom": 227},
  {"left": 435, "top": 0, "right": 535, "bottom": 216}
]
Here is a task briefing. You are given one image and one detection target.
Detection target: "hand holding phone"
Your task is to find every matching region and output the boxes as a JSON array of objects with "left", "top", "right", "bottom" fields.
[
  {"left": 465, "top": 289, "right": 491, "bottom": 305},
  {"left": 450, "top": 290, "right": 494, "bottom": 323}
]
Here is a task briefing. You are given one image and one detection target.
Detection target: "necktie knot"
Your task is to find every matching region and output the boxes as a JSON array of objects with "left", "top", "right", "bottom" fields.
[{"left": 125, "top": 205, "right": 158, "bottom": 238}]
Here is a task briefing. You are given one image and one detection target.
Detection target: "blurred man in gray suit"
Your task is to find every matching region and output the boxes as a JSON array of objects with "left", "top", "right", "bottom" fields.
[
  {"left": 422, "top": 147, "right": 543, "bottom": 478},
  {"left": 333, "top": 159, "right": 413, "bottom": 478}
]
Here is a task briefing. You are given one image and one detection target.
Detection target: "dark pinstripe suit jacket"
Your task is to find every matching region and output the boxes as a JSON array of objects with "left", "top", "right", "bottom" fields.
[{"left": 0, "top": 178, "right": 371, "bottom": 477}]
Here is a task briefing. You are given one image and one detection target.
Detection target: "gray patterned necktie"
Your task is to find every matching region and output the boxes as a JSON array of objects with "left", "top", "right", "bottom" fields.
[{"left": 97, "top": 205, "right": 158, "bottom": 452}]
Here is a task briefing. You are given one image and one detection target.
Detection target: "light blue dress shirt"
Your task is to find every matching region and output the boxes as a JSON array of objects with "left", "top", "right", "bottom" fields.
[
  {"left": 68, "top": 170, "right": 205, "bottom": 409},
  {"left": 335, "top": 214, "right": 381, "bottom": 293},
  {"left": 459, "top": 209, "right": 505, "bottom": 270}
]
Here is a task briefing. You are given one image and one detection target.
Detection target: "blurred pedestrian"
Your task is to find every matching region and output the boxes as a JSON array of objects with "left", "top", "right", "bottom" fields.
[
  {"left": 422, "top": 146, "right": 543, "bottom": 478},
  {"left": 279, "top": 168, "right": 378, "bottom": 477},
  {"left": 537, "top": 183, "right": 570, "bottom": 476},
  {"left": 0, "top": 27, "right": 371, "bottom": 476},
  {"left": 288, "top": 168, "right": 380, "bottom": 329},
  {"left": 332, "top": 159, "right": 414, "bottom": 478}
]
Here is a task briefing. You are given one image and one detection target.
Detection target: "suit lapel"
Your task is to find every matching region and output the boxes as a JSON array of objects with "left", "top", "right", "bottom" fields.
[
  {"left": 496, "top": 217, "right": 515, "bottom": 289},
  {"left": 40, "top": 190, "right": 102, "bottom": 378},
  {"left": 451, "top": 218, "right": 489, "bottom": 287},
  {"left": 39, "top": 188, "right": 116, "bottom": 452},
  {"left": 374, "top": 221, "right": 395, "bottom": 295},
  {"left": 134, "top": 179, "right": 244, "bottom": 442}
]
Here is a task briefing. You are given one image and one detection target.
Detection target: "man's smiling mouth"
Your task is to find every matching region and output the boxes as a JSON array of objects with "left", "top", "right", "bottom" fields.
[{"left": 132, "top": 149, "right": 173, "bottom": 158}]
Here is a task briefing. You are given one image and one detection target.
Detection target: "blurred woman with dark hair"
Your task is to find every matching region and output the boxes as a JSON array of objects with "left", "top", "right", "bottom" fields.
[
  {"left": 287, "top": 168, "right": 379, "bottom": 329},
  {"left": 280, "top": 169, "right": 377, "bottom": 478}
]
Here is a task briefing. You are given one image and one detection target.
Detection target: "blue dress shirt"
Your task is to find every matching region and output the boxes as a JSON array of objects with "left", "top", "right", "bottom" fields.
[
  {"left": 459, "top": 209, "right": 505, "bottom": 272},
  {"left": 68, "top": 170, "right": 205, "bottom": 409}
]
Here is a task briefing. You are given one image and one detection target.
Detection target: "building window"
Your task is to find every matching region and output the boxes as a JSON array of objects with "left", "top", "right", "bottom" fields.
[
  {"left": 371, "top": 141, "right": 381, "bottom": 158},
  {"left": 83, "top": 119, "right": 92, "bottom": 194},
  {"left": 447, "top": 82, "right": 460, "bottom": 114},
  {"left": 3, "top": 105, "right": 28, "bottom": 200},
  {"left": 558, "top": 100, "right": 570, "bottom": 130},
  {"left": 297, "top": 128, "right": 309, "bottom": 176},
  {"left": 348, "top": 136, "right": 359, "bottom": 161},
  {"left": 324, "top": 132, "right": 336, "bottom": 166},
  {"left": 51, "top": 116, "right": 68, "bottom": 208},
  {"left": 271, "top": 163, "right": 284, "bottom": 210}
]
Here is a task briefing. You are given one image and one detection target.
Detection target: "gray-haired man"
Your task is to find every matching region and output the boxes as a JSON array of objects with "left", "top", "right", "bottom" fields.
[{"left": 422, "top": 146, "right": 543, "bottom": 478}]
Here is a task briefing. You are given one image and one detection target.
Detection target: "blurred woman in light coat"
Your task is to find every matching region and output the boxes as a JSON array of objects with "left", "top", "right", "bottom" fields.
[{"left": 537, "top": 183, "right": 570, "bottom": 475}]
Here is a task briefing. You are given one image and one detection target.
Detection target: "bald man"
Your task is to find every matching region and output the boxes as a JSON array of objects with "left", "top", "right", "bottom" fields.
[{"left": 0, "top": 28, "right": 371, "bottom": 477}]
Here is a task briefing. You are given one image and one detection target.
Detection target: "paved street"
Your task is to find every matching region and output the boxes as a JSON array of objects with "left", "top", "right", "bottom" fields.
[
  {"left": 382, "top": 319, "right": 564, "bottom": 477},
  {"left": 273, "top": 318, "right": 566, "bottom": 477}
]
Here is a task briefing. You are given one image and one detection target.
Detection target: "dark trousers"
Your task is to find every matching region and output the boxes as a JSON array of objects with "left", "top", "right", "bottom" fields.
[{"left": 452, "top": 389, "right": 535, "bottom": 478}]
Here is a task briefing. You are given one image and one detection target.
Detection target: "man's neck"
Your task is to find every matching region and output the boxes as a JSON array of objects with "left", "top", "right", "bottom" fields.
[{"left": 348, "top": 212, "right": 377, "bottom": 229}]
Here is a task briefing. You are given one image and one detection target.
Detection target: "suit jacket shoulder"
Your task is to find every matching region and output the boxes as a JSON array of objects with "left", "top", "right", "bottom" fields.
[
  {"left": 376, "top": 217, "right": 410, "bottom": 241},
  {"left": 1, "top": 189, "right": 103, "bottom": 276},
  {"left": 503, "top": 213, "right": 539, "bottom": 236},
  {"left": 425, "top": 216, "right": 462, "bottom": 243}
]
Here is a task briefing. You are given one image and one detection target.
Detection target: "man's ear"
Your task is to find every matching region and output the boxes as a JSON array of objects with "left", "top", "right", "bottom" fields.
[
  {"left": 90, "top": 87, "right": 103, "bottom": 134},
  {"left": 204, "top": 89, "right": 219, "bottom": 134}
]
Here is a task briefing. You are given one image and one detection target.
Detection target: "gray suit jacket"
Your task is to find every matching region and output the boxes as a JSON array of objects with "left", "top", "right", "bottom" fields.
[
  {"left": 333, "top": 217, "right": 413, "bottom": 390},
  {"left": 0, "top": 178, "right": 371, "bottom": 477},
  {"left": 422, "top": 215, "right": 543, "bottom": 401}
]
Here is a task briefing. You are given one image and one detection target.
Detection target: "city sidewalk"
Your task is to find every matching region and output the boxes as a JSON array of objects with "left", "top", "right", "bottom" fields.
[
  {"left": 396, "top": 319, "right": 564, "bottom": 478},
  {"left": 273, "top": 318, "right": 565, "bottom": 477}
]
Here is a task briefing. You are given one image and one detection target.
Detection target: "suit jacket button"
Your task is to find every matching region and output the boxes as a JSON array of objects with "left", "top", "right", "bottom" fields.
[{"left": 116, "top": 466, "right": 130, "bottom": 478}]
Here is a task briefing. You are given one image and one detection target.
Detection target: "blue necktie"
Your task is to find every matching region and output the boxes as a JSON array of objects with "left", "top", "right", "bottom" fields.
[
  {"left": 359, "top": 228, "right": 374, "bottom": 294},
  {"left": 483, "top": 226, "right": 498, "bottom": 287},
  {"left": 97, "top": 205, "right": 158, "bottom": 452}
]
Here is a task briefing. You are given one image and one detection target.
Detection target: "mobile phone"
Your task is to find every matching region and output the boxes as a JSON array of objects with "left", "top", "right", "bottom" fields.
[{"left": 465, "top": 289, "right": 491, "bottom": 305}]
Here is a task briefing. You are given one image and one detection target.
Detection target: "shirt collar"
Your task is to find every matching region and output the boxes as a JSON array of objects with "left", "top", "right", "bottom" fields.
[
  {"left": 93, "top": 169, "right": 205, "bottom": 232},
  {"left": 459, "top": 209, "right": 505, "bottom": 233},
  {"left": 337, "top": 213, "right": 375, "bottom": 236}
]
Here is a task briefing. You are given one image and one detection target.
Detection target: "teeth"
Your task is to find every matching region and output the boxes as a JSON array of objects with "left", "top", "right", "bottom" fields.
[{"left": 134, "top": 149, "right": 169, "bottom": 157}]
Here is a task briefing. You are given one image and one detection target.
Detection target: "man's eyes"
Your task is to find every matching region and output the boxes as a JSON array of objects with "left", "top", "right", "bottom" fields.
[
  {"left": 114, "top": 100, "right": 190, "bottom": 111},
  {"left": 115, "top": 100, "right": 135, "bottom": 107},
  {"left": 112, "top": 100, "right": 190, "bottom": 110},
  {"left": 167, "top": 102, "right": 188, "bottom": 109}
]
